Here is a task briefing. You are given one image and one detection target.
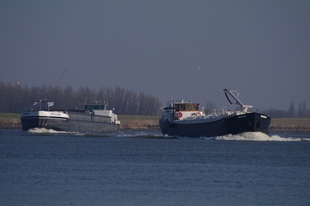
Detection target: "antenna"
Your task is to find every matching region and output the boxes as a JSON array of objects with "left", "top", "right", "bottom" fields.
[{"left": 56, "top": 68, "right": 68, "bottom": 86}]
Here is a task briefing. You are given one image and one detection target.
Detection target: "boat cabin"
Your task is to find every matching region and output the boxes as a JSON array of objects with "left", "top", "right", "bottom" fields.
[
  {"left": 83, "top": 103, "right": 118, "bottom": 120},
  {"left": 84, "top": 103, "right": 108, "bottom": 111},
  {"left": 174, "top": 102, "right": 200, "bottom": 112},
  {"left": 162, "top": 101, "right": 202, "bottom": 121}
]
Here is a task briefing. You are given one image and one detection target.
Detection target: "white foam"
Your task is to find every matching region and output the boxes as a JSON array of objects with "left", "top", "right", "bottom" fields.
[
  {"left": 215, "top": 132, "right": 302, "bottom": 142},
  {"left": 28, "top": 128, "right": 69, "bottom": 134}
]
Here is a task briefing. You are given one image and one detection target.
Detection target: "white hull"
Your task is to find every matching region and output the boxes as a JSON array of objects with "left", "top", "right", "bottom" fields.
[{"left": 21, "top": 110, "right": 120, "bottom": 133}]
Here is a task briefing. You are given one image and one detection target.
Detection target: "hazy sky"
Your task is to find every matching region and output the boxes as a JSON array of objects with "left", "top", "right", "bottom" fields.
[{"left": 1, "top": 0, "right": 309, "bottom": 110}]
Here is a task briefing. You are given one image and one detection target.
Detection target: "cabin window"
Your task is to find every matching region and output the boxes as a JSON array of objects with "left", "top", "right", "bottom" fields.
[
  {"left": 187, "top": 104, "right": 192, "bottom": 111},
  {"left": 175, "top": 103, "right": 200, "bottom": 111},
  {"left": 175, "top": 104, "right": 185, "bottom": 111},
  {"left": 194, "top": 104, "right": 199, "bottom": 110},
  {"left": 180, "top": 104, "right": 186, "bottom": 111},
  {"left": 84, "top": 104, "right": 105, "bottom": 110}
]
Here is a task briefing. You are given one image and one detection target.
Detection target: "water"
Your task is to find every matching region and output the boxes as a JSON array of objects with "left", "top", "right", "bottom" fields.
[{"left": 0, "top": 129, "right": 310, "bottom": 206}]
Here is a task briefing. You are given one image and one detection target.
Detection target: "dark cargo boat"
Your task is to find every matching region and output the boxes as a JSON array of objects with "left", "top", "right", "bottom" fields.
[
  {"left": 159, "top": 87, "right": 271, "bottom": 137},
  {"left": 21, "top": 100, "right": 120, "bottom": 133}
]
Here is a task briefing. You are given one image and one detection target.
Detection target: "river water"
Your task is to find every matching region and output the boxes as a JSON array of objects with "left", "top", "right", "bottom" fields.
[{"left": 0, "top": 129, "right": 309, "bottom": 206}]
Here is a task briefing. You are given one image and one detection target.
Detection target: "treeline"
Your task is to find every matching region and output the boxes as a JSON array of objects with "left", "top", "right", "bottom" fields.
[
  {"left": 204, "top": 100, "right": 310, "bottom": 118},
  {"left": 263, "top": 101, "right": 310, "bottom": 118},
  {"left": 263, "top": 108, "right": 310, "bottom": 118},
  {"left": 0, "top": 82, "right": 162, "bottom": 115}
]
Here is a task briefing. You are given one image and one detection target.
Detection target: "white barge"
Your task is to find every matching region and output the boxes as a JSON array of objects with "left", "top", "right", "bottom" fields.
[{"left": 21, "top": 100, "right": 120, "bottom": 133}]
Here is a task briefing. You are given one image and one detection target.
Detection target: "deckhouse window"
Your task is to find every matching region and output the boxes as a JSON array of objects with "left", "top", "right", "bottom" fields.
[
  {"left": 84, "top": 104, "right": 104, "bottom": 110},
  {"left": 180, "top": 104, "right": 186, "bottom": 111},
  {"left": 175, "top": 104, "right": 185, "bottom": 111},
  {"left": 175, "top": 103, "right": 199, "bottom": 111}
]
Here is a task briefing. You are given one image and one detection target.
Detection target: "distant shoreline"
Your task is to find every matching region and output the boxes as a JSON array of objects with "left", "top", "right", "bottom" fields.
[
  {"left": 269, "top": 118, "right": 310, "bottom": 133},
  {"left": 1, "top": 114, "right": 310, "bottom": 133}
]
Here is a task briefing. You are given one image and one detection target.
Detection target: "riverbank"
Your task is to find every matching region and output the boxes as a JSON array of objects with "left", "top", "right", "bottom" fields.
[
  {"left": 270, "top": 118, "right": 310, "bottom": 133},
  {"left": 1, "top": 113, "right": 309, "bottom": 133},
  {"left": 0, "top": 113, "right": 21, "bottom": 130}
]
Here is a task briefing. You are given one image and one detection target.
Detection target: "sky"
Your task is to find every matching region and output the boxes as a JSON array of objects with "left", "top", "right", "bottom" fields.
[{"left": 1, "top": 0, "right": 309, "bottom": 111}]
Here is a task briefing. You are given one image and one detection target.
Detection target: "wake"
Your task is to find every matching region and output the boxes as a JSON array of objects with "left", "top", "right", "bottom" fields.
[
  {"left": 215, "top": 132, "right": 303, "bottom": 142},
  {"left": 26, "top": 128, "right": 309, "bottom": 141},
  {"left": 28, "top": 128, "right": 71, "bottom": 134}
]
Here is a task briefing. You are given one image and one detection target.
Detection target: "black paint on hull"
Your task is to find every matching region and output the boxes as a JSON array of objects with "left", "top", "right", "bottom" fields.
[{"left": 159, "top": 112, "right": 270, "bottom": 137}]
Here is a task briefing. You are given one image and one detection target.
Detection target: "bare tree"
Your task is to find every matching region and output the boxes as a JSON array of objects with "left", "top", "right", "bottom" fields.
[
  {"left": 288, "top": 101, "right": 295, "bottom": 117},
  {"left": 297, "top": 101, "right": 307, "bottom": 117},
  {"left": 0, "top": 82, "right": 162, "bottom": 115}
]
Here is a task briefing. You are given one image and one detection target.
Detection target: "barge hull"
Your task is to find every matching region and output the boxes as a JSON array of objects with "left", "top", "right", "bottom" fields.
[
  {"left": 21, "top": 117, "right": 119, "bottom": 133},
  {"left": 159, "top": 112, "right": 270, "bottom": 137}
]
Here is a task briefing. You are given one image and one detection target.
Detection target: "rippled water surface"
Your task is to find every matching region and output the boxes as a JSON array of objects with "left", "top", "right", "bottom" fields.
[{"left": 1, "top": 129, "right": 310, "bottom": 206}]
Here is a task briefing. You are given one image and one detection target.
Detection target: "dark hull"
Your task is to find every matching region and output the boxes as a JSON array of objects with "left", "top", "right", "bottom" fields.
[
  {"left": 159, "top": 112, "right": 270, "bottom": 137},
  {"left": 21, "top": 117, "right": 119, "bottom": 133}
]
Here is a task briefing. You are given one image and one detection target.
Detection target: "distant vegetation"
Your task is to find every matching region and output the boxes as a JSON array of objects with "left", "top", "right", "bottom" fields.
[
  {"left": 0, "top": 82, "right": 162, "bottom": 115},
  {"left": 204, "top": 100, "right": 310, "bottom": 118},
  {"left": 1, "top": 81, "right": 309, "bottom": 118},
  {"left": 262, "top": 101, "right": 310, "bottom": 118}
]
